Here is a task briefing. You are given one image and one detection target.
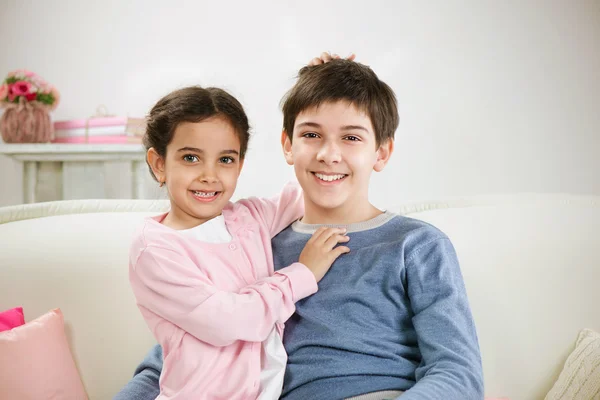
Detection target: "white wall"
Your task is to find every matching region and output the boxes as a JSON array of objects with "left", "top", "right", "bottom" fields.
[{"left": 1, "top": 0, "right": 599, "bottom": 209}]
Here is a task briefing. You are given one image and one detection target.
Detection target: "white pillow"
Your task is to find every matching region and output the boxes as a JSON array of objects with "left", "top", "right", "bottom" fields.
[{"left": 545, "top": 329, "right": 600, "bottom": 399}]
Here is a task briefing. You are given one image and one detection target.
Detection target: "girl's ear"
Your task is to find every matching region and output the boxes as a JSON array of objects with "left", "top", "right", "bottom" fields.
[
  {"left": 373, "top": 139, "right": 394, "bottom": 172},
  {"left": 281, "top": 130, "right": 294, "bottom": 165},
  {"left": 147, "top": 148, "right": 166, "bottom": 184}
]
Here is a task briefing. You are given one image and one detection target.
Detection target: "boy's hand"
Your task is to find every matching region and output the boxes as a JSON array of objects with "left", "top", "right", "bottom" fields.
[
  {"left": 308, "top": 52, "right": 356, "bottom": 66},
  {"left": 299, "top": 227, "right": 350, "bottom": 282}
]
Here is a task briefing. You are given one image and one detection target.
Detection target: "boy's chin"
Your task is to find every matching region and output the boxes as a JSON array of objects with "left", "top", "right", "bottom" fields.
[{"left": 305, "top": 196, "right": 348, "bottom": 212}]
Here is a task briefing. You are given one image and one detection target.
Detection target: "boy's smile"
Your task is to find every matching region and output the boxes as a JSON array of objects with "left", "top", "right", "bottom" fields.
[
  {"left": 312, "top": 172, "right": 348, "bottom": 185},
  {"left": 282, "top": 101, "right": 393, "bottom": 225}
]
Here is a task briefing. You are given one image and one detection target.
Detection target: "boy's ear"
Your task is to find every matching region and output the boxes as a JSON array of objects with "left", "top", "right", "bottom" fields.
[
  {"left": 373, "top": 139, "right": 394, "bottom": 172},
  {"left": 281, "top": 130, "right": 294, "bottom": 165},
  {"left": 147, "top": 148, "right": 166, "bottom": 183}
]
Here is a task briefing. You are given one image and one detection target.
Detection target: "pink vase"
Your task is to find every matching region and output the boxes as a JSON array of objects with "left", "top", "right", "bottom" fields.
[{"left": 0, "top": 103, "right": 54, "bottom": 143}]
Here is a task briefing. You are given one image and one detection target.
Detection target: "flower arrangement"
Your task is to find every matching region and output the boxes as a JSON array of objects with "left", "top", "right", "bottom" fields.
[
  {"left": 0, "top": 70, "right": 59, "bottom": 143},
  {"left": 0, "top": 69, "right": 60, "bottom": 110}
]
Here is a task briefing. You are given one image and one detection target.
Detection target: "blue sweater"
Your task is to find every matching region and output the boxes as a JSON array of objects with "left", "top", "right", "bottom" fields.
[
  {"left": 274, "top": 212, "right": 483, "bottom": 400},
  {"left": 114, "top": 212, "right": 483, "bottom": 400}
]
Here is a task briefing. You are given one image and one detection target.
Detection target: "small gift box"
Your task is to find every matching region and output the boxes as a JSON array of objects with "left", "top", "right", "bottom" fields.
[{"left": 52, "top": 105, "right": 143, "bottom": 144}]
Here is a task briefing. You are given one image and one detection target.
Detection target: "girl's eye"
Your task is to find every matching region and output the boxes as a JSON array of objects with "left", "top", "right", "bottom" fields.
[
  {"left": 182, "top": 154, "right": 199, "bottom": 163},
  {"left": 302, "top": 132, "right": 319, "bottom": 139},
  {"left": 344, "top": 135, "right": 360, "bottom": 142},
  {"left": 220, "top": 156, "right": 235, "bottom": 164}
]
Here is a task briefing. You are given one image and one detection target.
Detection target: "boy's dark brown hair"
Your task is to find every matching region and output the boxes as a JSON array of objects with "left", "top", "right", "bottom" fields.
[
  {"left": 143, "top": 86, "right": 250, "bottom": 181},
  {"left": 281, "top": 59, "right": 399, "bottom": 146}
]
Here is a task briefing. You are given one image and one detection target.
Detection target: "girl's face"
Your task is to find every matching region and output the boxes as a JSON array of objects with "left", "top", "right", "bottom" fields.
[{"left": 148, "top": 117, "right": 244, "bottom": 230}]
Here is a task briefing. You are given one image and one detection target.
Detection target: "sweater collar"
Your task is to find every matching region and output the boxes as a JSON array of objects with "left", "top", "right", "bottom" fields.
[{"left": 291, "top": 211, "right": 396, "bottom": 234}]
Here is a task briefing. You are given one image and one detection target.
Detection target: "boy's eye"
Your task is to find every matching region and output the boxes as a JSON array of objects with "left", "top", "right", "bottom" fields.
[
  {"left": 183, "top": 154, "right": 199, "bottom": 163},
  {"left": 344, "top": 135, "right": 361, "bottom": 142},
  {"left": 302, "top": 132, "right": 319, "bottom": 139},
  {"left": 220, "top": 156, "right": 235, "bottom": 164}
]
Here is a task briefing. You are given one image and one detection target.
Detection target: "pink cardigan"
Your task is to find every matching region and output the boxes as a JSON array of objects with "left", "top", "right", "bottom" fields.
[{"left": 129, "top": 184, "right": 317, "bottom": 399}]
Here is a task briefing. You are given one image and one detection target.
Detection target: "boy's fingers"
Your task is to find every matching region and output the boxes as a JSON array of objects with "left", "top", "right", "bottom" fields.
[{"left": 347, "top": 53, "right": 356, "bottom": 61}]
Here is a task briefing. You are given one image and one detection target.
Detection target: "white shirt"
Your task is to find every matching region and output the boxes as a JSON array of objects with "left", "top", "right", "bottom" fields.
[{"left": 179, "top": 215, "right": 287, "bottom": 399}]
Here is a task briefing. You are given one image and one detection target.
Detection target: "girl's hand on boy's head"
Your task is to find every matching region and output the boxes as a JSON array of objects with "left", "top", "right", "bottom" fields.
[{"left": 308, "top": 52, "right": 356, "bottom": 66}]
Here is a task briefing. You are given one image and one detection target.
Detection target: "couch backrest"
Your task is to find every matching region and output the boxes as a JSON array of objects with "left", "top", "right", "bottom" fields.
[{"left": 406, "top": 195, "right": 600, "bottom": 399}]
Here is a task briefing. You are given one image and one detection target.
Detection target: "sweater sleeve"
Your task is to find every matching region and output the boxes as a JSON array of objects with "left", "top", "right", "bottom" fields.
[
  {"left": 130, "top": 245, "right": 317, "bottom": 347},
  {"left": 399, "top": 238, "right": 484, "bottom": 400},
  {"left": 112, "top": 344, "right": 162, "bottom": 400},
  {"left": 240, "top": 182, "right": 304, "bottom": 238}
]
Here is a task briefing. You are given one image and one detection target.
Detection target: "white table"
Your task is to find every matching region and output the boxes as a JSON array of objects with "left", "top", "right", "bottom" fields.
[{"left": 0, "top": 143, "right": 155, "bottom": 203}]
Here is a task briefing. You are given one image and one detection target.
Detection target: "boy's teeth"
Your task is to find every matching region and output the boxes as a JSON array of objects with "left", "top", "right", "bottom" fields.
[
  {"left": 194, "top": 191, "right": 216, "bottom": 197},
  {"left": 315, "top": 173, "right": 345, "bottom": 182}
]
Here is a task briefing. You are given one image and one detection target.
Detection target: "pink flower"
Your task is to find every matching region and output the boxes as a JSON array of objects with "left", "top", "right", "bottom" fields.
[
  {"left": 0, "top": 84, "right": 8, "bottom": 101},
  {"left": 7, "top": 84, "right": 17, "bottom": 101},
  {"left": 7, "top": 69, "right": 35, "bottom": 79},
  {"left": 49, "top": 85, "right": 60, "bottom": 110},
  {"left": 31, "top": 75, "right": 47, "bottom": 89},
  {"left": 11, "top": 80, "right": 32, "bottom": 96},
  {"left": 26, "top": 92, "right": 37, "bottom": 101}
]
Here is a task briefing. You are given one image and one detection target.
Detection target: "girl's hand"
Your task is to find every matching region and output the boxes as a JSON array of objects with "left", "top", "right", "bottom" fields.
[
  {"left": 299, "top": 227, "right": 350, "bottom": 282},
  {"left": 308, "top": 52, "right": 356, "bottom": 66}
]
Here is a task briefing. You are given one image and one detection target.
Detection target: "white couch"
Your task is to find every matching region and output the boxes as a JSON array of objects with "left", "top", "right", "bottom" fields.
[{"left": 1, "top": 194, "right": 599, "bottom": 400}]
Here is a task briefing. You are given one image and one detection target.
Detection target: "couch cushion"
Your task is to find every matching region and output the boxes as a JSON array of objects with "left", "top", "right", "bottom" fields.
[
  {"left": 0, "top": 308, "right": 88, "bottom": 400},
  {"left": 0, "top": 306, "right": 25, "bottom": 332},
  {"left": 545, "top": 328, "right": 600, "bottom": 400}
]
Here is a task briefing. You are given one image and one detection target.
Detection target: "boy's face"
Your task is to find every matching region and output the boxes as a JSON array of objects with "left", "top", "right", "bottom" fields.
[{"left": 282, "top": 101, "right": 392, "bottom": 222}]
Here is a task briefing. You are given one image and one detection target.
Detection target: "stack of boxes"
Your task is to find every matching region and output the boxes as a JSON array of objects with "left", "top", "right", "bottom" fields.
[{"left": 52, "top": 116, "right": 145, "bottom": 144}]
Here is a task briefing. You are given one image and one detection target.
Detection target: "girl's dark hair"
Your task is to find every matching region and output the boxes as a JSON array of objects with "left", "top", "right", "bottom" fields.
[{"left": 144, "top": 86, "right": 250, "bottom": 181}]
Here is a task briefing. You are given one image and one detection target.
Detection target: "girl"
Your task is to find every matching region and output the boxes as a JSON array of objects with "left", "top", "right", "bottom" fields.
[{"left": 129, "top": 85, "right": 350, "bottom": 399}]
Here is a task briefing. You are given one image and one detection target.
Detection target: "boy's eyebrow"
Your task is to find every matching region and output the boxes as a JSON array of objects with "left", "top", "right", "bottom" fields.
[
  {"left": 296, "top": 122, "right": 369, "bottom": 133},
  {"left": 296, "top": 122, "right": 322, "bottom": 130},
  {"left": 176, "top": 147, "right": 239, "bottom": 155},
  {"left": 340, "top": 125, "right": 369, "bottom": 132}
]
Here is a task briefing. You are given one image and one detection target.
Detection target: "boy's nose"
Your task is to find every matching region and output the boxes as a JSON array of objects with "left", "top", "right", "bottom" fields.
[{"left": 316, "top": 142, "right": 342, "bottom": 164}]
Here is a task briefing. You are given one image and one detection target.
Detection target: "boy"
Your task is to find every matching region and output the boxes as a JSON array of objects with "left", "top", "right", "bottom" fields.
[{"left": 115, "top": 58, "right": 484, "bottom": 400}]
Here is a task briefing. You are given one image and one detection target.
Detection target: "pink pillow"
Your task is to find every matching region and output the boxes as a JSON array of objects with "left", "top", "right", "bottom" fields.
[
  {"left": 0, "top": 306, "right": 25, "bottom": 332},
  {"left": 0, "top": 308, "right": 88, "bottom": 399}
]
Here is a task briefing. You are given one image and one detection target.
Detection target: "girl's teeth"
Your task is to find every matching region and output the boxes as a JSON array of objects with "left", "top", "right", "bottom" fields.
[
  {"left": 194, "top": 191, "right": 216, "bottom": 197},
  {"left": 315, "top": 173, "right": 345, "bottom": 182}
]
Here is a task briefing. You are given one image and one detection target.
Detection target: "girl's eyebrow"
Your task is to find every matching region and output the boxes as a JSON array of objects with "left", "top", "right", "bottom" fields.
[
  {"left": 177, "top": 147, "right": 203, "bottom": 153},
  {"left": 176, "top": 147, "right": 239, "bottom": 155}
]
